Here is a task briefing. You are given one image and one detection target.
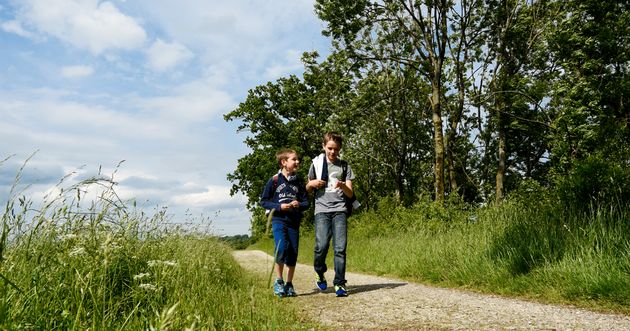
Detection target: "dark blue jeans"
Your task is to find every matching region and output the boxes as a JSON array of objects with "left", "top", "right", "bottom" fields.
[
  {"left": 272, "top": 222, "right": 299, "bottom": 266},
  {"left": 313, "top": 211, "right": 347, "bottom": 286}
]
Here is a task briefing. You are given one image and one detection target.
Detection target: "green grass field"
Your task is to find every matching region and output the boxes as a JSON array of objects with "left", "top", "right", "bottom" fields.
[
  {"left": 0, "top": 178, "right": 316, "bottom": 330},
  {"left": 3, "top": 173, "right": 629, "bottom": 330},
  {"left": 252, "top": 199, "right": 630, "bottom": 314}
]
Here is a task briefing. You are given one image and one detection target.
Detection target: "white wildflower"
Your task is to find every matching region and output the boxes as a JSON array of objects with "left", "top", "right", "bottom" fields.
[
  {"left": 60, "top": 233, "right": 77, "bottom": 241},
  {"left": 139, "top": 283, "right": 158, "bottom": 291},
  {"left": 133, "top": 273, "right": 151, "bottom": 280},
  {"left": 147, "top": 260, "right": 179, "bottom": 267},
  {"left": 163, "top": 260, "right": 178, "bottom": 267},
  {"left": 69, "top": 246, "right": 86, "bottom": 257}
]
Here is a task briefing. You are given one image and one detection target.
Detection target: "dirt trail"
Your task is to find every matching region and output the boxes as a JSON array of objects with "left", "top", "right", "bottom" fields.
[{"left": 233, "top": 250, "right": 630, "bottom": 330}]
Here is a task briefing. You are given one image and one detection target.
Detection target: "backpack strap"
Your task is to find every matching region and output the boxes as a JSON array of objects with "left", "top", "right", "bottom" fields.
[
  {"left": 340, "top": 160, "right": 348, "bottom": 181},
  {"left": 321, "top": 156, "right": 328, "bottom": 182},
  {"left": 265, "top": 174, "right": 279, "bottom": 237},
  {"left": 272, "top": 174, "right": 279, "bottom": 192}
]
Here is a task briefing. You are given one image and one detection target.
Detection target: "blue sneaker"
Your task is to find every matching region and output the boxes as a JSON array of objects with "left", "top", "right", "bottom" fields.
[
  {"left": 334, "top": 284, "right": 348, "bottom": 297},
  {"left": 274, "top": 279, "right": 286, "bottom": 297},
  {"left": 315, "top": 273, "right": 327, "bottom": 291},
  {"left": 284, "top": 282, "right": 297, "bottom": 297}
]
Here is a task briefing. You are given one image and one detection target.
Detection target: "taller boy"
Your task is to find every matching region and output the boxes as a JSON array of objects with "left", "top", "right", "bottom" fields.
[{"left": 306, "top": 132, "right": 355, "bottom": 297}]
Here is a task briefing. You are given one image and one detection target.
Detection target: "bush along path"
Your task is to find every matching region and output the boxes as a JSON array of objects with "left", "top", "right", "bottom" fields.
[{"left": 233, "top": 250, "right": 630, "bottom": 330}]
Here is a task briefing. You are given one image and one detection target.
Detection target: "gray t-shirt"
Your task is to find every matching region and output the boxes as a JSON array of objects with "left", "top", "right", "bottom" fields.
[{"left": 308, "top": 158, "right": 355, "bottom": 215}]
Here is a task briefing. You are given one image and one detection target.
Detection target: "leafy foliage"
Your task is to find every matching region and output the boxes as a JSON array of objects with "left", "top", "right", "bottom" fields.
[
  {"left": 555, "top": 156, "right": 630, "bottom": 213},
  {"left": 225, "top": 0, "right": 630, "bottom": 234},
  {"left": 224, "top": 52, "right": 355, "bottom": 238},
  {"left": 547, "top": 0, "right": 630, "bottom": 168}
]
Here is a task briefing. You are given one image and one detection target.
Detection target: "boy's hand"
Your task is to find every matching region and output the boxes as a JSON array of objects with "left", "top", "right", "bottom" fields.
[
  {"left": 308, "top": 179, "right": 326, "bottom": 190},
  {"left": 280, "top": 201, "right": 299, "bottom": 210}
]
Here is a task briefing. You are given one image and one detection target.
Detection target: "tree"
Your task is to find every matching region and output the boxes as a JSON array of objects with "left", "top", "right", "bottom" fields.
[
  {"left": 347, "top": 63, "right": 434, "bottom": 207},
  {"left": 224, "top": 52, "right": 353, "bottom": 237},
  {"left": 547, "top": 0, "right": 630, "bottom": 169},
  {"left": 445, "top": 0, "right": 487, "bottom": 202},
  {"left": 478, "top": 0, "right": 552, "bottom": 202},
  {"left": 315, "top": 0, "right": 453, "bottom": 202}
]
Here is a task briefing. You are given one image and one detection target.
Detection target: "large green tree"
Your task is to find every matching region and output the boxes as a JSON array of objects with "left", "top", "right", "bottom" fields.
[
  {"left": 473, "top": 0, "right": 553, "bottom": 202},
  {"left": 224, "top": 52, "right": 354, "bottom": 237},
  {"left": 445, "top": 0, "right": 487, "bottom": 202},
  {"left": 347, "top": 63, "right": 434, "bottom": 208},
  {"left": 315, "top": 0, "right": 453, "bottom": 202},
  {"left": 547, "top": 0, "right": 630, "bottom": 168}
]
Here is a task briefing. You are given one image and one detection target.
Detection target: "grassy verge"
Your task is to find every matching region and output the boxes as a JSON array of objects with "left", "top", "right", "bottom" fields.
[
  {"left": 0, "top": 174, "right": 315, "bottom": 330},
  {"left": 252, "top": 199, "right": 630, "bottom": 314}
]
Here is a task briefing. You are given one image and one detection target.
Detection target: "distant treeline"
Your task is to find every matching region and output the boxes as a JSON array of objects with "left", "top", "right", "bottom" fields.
[{"left": 220, "top": 234, "right": 252, "bottom": 250}]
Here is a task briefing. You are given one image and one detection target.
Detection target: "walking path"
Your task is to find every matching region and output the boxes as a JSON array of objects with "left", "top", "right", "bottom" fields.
[{"left": 233, "top": 250, "right": 630, "bottom": 330}]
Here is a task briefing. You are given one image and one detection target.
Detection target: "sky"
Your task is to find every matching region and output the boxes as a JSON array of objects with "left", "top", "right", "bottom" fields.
[{"left": 0, "top": 0, "right": 330, "bottom": 236}]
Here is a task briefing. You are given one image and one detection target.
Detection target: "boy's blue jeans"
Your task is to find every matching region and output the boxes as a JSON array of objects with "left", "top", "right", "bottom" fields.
[
  {"left": 272, "top": 222, "right": 299, "bottom": 266},
  {"left": 313, "top": 211, "right": 347, "bottom": 286}
]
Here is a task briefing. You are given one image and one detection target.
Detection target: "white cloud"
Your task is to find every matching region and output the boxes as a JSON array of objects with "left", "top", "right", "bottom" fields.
[
  {"left": 0, "top": 1, "right": 331, "bottom": 235},
  {"left": 134, "top": 79, "right": 234, "bottom": 122},
  {"left": 131, "top": 0, "right": 327, "bottom": 73},
  {"left": 146, "top": 39, "right": 193, "bottom": 72},
  {"left": 61, "top": 65, "right": 94, "bottom": 78},
  {"left": 264, "top": 49, "right": 304, "bottom": 80},
  {"left": 1, "top": 19, "right": 38, "bottom": 39},
  {"left": 14, "top": 0, "right": 147, "bottom": 54},
  {"left": 0, "top": 92, "right": 177, "bottom": 150},
  {"left": 170, "top": 185, "right": 247, "bottom": 209}
]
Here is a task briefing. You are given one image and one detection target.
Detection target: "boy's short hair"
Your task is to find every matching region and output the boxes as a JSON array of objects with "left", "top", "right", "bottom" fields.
[
  {"left": 323, "top": 132, "right": 343, "bottom": 147},
  {"left": 276, "top": 148, "right": 297, "bottom": 168}
]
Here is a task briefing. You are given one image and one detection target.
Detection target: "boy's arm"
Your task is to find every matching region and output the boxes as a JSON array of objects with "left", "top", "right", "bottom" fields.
[
  {"left": 259, "top": 179, "right": 281, "bottom": 211},
  {"left": 306, "top": 163, "right": 325, "bottom": 193},
  {"left": 297, "top": 181, "right": 310, "bottom": 211},
  {"left": 336, "top": 179, "right": 354, "bottom": 198},
  {"left": 336, "top": 163, "right": 355, "bottom": 198}
]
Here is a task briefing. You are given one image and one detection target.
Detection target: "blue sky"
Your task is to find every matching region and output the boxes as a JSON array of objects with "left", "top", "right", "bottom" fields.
[{"left": 0, "top": 0, "right": 330, "bottom": 235}]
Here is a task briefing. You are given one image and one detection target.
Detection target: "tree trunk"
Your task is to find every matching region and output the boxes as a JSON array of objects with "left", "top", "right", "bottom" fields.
[
  {"left": 495, "top": 109, "right": 506, "bottom": 204},
  {"left": 432, "top": 81, "right": 445, "bottom": 203},
  {"left": 446, "top": 129, "right": 458, "bottom": 195}
]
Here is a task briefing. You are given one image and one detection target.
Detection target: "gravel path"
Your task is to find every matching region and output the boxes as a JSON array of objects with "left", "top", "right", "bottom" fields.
[{"left": 233, "top": 250, "right": 630, "bottom": 330}]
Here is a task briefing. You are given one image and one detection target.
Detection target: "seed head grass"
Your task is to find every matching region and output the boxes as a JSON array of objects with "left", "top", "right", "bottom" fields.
[{"left": 0, "top": 161, "right": 314, "bottom": 330}]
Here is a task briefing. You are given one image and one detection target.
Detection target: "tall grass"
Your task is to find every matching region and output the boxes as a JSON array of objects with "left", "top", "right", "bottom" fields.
[
  {"left": 344, "top": 199, "right": 630, "bottom": 313},
  {"left": 251, "top": 196, "right": 630, "bottom": 314},
  {"left": 0, "top": 162, "right": 314, "bottom": 330}
]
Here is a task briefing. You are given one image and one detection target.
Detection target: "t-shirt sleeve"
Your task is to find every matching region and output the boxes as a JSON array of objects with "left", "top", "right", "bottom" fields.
[
  {"left": 346, "top": 164, "right": 355, "bottom": 181},
  {"left": 308, "top": 163, "right": 316, "bottom": 180}
]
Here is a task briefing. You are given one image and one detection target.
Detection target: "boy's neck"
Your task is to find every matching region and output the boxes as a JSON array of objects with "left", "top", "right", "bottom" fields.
[{"left": 281, "top": 169, "right": 294, "bottom": 177}]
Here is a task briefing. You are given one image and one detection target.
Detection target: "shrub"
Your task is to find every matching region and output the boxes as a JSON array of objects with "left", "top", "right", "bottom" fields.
[{"left": 555, "top": 156, "right": 630, "bottom": 214}]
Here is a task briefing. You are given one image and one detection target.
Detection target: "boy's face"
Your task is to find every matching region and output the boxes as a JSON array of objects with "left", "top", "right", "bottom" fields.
[
  {"left": 323, "top": 140, "right": 341, "bottom": 162},
  {"left": 282, "top": 153, "right": 300, "bottom": 173}
]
